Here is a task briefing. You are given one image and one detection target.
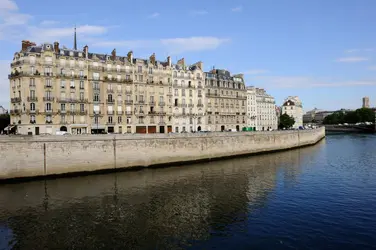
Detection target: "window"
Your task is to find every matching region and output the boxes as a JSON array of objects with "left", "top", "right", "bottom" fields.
[
  {"left": 182, "top": 89, "right": 185, "bottom": 96},
  {"left": 30, "top": 90, "right": 35, "bottom": 98},
  {"left": 189, "top": 90, "right": 192, "bottom": 97},
  {"left": 159, "top": 96, "right": 163, "bottom": 102},
  {"left": 108, "top": 94, "right": 113, "bottom": 102},
  {"left": 80, "top": 92, "right": 84, "bottom": 100},
  {"left": 80, "top": 81, "right": 84, "bottom": 89},
  {"left": 80, "top": 104, "right": 84, "bottom": 112},
  {"left": 126, "top": 75, "right": 130, "bottom": 80},
  {"left": 30, "top": 66, "right": 35, "bottom": 74},
  {"left": 139, "top": 75, "right": 143, "bottom": 82},
  {"left": 45, "top": 79, "right": 52, "bottom": 87},
  {"left": 70, "top": 80, "right": 75, "bottom": 88},
  {"left": 94, "top": 94, "right": 99, "bottom": 102},
  {"left": 61, "top": 104, "right": 65, "bottom": 111},
  {"left": 70, "top": 103, "right": 75, "bottom": 111},
  {"left": 79, "top": 70, "right": 83, "bottom": 76},
  {"left": 138, "top": 66, "right": 142, "bottom": 73},
  {"left": 149, "top": 68, "right": 153, "bottom": 74},
  {"left": 174, "top": 89, "right": 178, "bottom": 96},
  {"left": 93, "top": 82, "right": 99, "bottom": 90},
  {"left": 30, "top": 115, "right": 35, "bottom": 122},
  {"left": 175, "top": 127, "right": 179, "bottom": 133},
  {"left": 118, "top": 116, "right": 122, "bottom": 123},
  {"left": 30, "top": 103, "right": 35, "bottom": 111},
  {"left": 30, "top": 78, "right": 35, "bottom": 87},
  {"left": 46, "top": 103, "right": 52, "bottom": 111},
  {"left": 61, "top": 80, "right": 65, "bottom": 89},
  {"left": 173, "top": 72, "right": 177, "bottom": 77},
  {"left": 94, "top": 116, "right": 99, "bottom": 124},
  {"left": 46, "top": 115, "right": 52, "bottom": 122},
  {"left": 46, "top": 91, "right": 51, "bottom": 98}
]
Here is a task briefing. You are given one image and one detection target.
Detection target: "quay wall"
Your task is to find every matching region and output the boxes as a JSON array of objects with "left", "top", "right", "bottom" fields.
[{"left": 0, "top": 127, "right": 325, "bottom": 180}]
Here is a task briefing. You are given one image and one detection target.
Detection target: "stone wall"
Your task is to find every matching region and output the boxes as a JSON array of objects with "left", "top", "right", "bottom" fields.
[{"left": 0, "top": 127, "right": 325, "bottom": 180}]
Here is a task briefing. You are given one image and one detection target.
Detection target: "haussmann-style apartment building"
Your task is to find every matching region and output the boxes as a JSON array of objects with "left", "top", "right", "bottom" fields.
[{"left": 8, "top": 36, "right": 251, "bottom": 135}]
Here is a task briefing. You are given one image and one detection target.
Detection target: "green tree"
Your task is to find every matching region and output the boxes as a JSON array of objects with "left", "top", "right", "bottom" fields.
[
  {"left": 0, "top": 114, "right": 10, "bottom": 133},
  {"left": 323, "top": 108, "right": 375, "bottom": 125},
  {"left": 279, "top": 113, "right": 295, "bottom": 129},
  {"left": 355, "top": 108, "right": 375, "bottom": 122}
]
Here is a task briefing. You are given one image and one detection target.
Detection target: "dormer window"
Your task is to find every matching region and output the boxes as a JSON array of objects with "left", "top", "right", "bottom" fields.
[
  {"left": 60, "top": 50, "right": 64, "bottom": 55},
  {"left": 69, "top": 51, "right": 73, "bottom": 56}
]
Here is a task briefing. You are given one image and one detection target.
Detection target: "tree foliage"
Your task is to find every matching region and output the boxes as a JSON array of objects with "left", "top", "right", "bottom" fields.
[
  {"left": 323, "top": 108, "right": 375, "bottom": 125},
  {"left": 279, "top": 113, "right": 295, "bottom": 129},
  {"left": 0, "top": 114, "right": 10, "bottom": 133}
]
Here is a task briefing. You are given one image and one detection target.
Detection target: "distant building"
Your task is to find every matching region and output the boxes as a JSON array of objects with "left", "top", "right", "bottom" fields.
[
  {"left": 362, "top": 97, "right": 370, "bottom": 108},
  {"left": 303, "top": 108, "right": 322, "bottom": 123},
  {"left": 281, "top": 96, "right": 303, "bottom": 129},
  {"left": 0, "top": 106, "right": 7, "bottom": 115}
]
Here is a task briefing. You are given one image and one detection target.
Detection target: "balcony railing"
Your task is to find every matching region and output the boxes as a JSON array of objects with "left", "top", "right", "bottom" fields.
[
  {"left": 107, "top": 111, "right": 114, "bottom": 115},
  {"left": 158, "top": 102, "right": 165, "bottom": 106},
  {"left": 188, "top": 104, "right": 194, "bottom": 107},
  {"left": 27, "top": 97, "right": 38, "bottom": 102},
  {"left": 43, "top": 97, "right": 55, "bottom": 102},
  {"left": 11, "top": 97, "right": 21, "bottom": 103},
  {"left": 125, "top": 100, "right": 133, "bottom": 105},
  {"left": 116, "top": 111, "right": 123, "bottom": 115},
  {"left": 149, "top": 101, "right": 155, "bottom": 106},
  {"left": 125, "top": 111, "right": 133, "bottom": 115},
  {"left": 125, "top": 91, "right": 132, "bottom": 94},
  {"left": 107, "top": 89, "right": 114, "bottom": 93},
  {"left": 197, "top": 104, "right": 204, "bottom": 107},
  {"left": 106, "top": 99, "right": 115, "bottom": 104}
]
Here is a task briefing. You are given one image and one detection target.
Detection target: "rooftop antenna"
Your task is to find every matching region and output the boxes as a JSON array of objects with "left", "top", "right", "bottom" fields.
[{"left": 74, "top": 25, "right": 77, "bottom": 50}]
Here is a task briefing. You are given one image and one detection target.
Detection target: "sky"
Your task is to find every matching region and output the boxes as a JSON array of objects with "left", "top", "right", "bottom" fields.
[{"left": 1, "top": 0, "right": 376, "bottom": 112}]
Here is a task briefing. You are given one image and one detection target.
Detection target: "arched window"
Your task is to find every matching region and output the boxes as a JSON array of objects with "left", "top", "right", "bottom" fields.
[
  {"left": 30, "top": 103, "right": 35, "bottom": 111},
  {"left": 108, "top": 94, "right": 113, "bottom": 102}
]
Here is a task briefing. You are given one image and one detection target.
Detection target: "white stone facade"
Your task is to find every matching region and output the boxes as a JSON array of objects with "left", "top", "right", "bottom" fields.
[
  {"left": 281, "top": 96, "right": 303, "bottom": 129},
  {"left": 246, "top": 87, "right": 278, "bottom": 131}
]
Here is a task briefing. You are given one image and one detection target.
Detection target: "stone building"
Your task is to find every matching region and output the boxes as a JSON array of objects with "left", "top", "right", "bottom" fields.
[
  {"left": 281, "top": 96, "right": 303, "bottom": 129},
  {"left": 362, "top": 96, "right": 370, "bottom": 108},
  {"left": 246, "top": 87, "right": 278, "bottom": 131},
  {"left": 205, "top": 69, "right": 247, "bottom": 132},
  {"left": 8, "top": 34, "right": 174, "bottom": 135},
  {"left": 171, "top": 58, "right": 205, "bottom": 133}
]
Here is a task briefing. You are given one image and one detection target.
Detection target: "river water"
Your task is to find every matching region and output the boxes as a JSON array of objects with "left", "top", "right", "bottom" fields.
[{"left": 1, "top": 134, "right": 376, "bottom": 250}]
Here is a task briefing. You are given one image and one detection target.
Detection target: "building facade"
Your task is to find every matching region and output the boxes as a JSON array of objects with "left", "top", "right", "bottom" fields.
[
  {"left": 9, "top": 36, "right": 274, "bottom": 135},
  {"left": 171, "top": 59, "right": 205, "bottom": 133},
  {"left": 362, "top": 96, "right": 370, "bottom": 108},
  {"left": 246, "top": 87, "right": 278, "bottom": 131},
  {"left": 281, "top": 96, "right": 303, "bottom": 129},
  {"left": 205, "top": 69, "right": 247, "bottom": 132}
]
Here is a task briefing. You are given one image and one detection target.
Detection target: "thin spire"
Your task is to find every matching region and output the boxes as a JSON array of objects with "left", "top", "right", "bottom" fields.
[{"left": 74, "top": 25, "right": 77, "bottom": 50}]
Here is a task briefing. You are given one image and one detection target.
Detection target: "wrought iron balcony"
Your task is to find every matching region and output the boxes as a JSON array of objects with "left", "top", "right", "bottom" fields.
[
  {"left": 27, "top": 97, "right": 38, "bottom": 102},
  {"left": 11, "top": 97, "right": 21, "bottom": 103}
]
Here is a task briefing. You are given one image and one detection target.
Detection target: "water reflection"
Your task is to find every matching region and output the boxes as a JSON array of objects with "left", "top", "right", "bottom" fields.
[{"left": 0, "top": 140, "right": 325, "bottom": 250}]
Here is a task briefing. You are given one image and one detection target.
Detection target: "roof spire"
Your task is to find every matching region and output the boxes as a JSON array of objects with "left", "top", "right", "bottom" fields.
[{"left": 74, "top": 25, "right": 77, "bottom": 50}]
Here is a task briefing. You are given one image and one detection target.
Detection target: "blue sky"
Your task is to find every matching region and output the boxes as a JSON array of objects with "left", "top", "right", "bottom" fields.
[{"left": 1, "top": 0, "right": 376, "bottom": 112}]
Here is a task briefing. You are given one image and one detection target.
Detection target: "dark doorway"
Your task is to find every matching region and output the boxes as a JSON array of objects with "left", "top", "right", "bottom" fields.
[
  {"left": 197, "top": 126, "right": 201, "bottom": 131},
  {"left": 221, "top": 125, "right": 225, "bottom": 132},
  {"left": 236, "top": 125, "right": 239, "bottom": 131},
  {"left": 108, "top": 126, "right": 114, "bottom": 133},
  {"left": 167, "top": 126, "right": 172, "bottom": 133},
  {"left": 35, "top": 127, "right": 40, "bottom": 135},
  {"left": 60, "top": 126, "right": 67, "bottom": 131},
  {"left": 160, "top": 126, "right": 165, "bottom": 133}
]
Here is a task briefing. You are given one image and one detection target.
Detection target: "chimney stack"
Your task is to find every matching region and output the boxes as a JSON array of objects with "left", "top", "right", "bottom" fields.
[
  {"left": 111, "top": 48, "right": 116, "bottom": 61},
  {"left": 21, "top": 40, "right": 36, "bottom": 51},
  {"left": 53, "top": 41, "right": 59, "bottom": 54},
  {"left": 167, "top": 56, "right": 171, "bottom": 67},
  {"left": 127, "top": 51, "right": 133, "bottom": 63},
  {"left": 83, "top": 45, "right": 89, "bottom": 59},
  {"left": 150, "top": 53, "right": 156, "bottom": 65},
  {"left": 177, "top": 58, "right": 185, "bottom": 67},
  {"left": 195, "top": 61, "right": 203, "bottom": 70}
]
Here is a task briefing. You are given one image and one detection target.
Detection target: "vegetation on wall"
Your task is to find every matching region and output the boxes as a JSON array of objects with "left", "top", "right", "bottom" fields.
[{"left": 323, "top": 108, "right": 375, "bottom": 125}]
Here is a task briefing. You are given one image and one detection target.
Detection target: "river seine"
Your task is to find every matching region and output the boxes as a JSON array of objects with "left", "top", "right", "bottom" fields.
[{"left": 1, "top": 134, "right": 376, "bottom": 249}]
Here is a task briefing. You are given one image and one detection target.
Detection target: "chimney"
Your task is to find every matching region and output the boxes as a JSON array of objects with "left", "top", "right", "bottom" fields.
[
  {"left": 150, "top": 53, "right": 156, "bottom": 65},
  {"left": 21, "top": 40, "right": 36, "bottom": 52},
  {"left": 196, "top": 61, "right": 203, "bottom": 70},
  {"left": 167, "top": 56, "right": 171, "bottom": 67},
  {"left": 111, "top": 48, "right": 116, "bottom": 61},
  {"left": 53, "top": 41, "right": 59, "bottom": 54},
  {"left": 127, "top": 51, "right": 133, "bottom": 63},
  {"left": 83, "top": 45, "right": 88, "bottom": 59},
  {"left": 177, "top": 58, "right": 185, "bottom": 66}
]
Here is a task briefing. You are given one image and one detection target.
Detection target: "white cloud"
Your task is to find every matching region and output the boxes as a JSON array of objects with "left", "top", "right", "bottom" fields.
[
  {"left": 0, "top": 0, "right": 18, "bottom": 11},
  {"left": 247, "top": 75, "right": 376, "bottom": 89},
  {"left": 148, "top": 12, "right": 160, "bottom": 19},
  {"left": 93, "top": 36, "right": 230, "bottom": 54},
  {"left": 190, "top": 10, "right": 208, "bottom": 15},
  {"left": 0, "top": 60, "right": 10, "bottom": 109},
  {"left": 161, "top": 37, "right": 230, "bottom": 54},
  {"left": 335, "top": 57, "right": 369, "bottom": 63},
  {"left": 27, "top": 25, "right": 108, "bottom": 43},
  {"left": 345, "top": 48, "right": 374, "bottom": 53},
  {"left": 244, "top": 69, "right": 269, "bottom": 75},
  {"left": 368, "top": 65, "right": 376, "bottom": 71},
  {"left": 231, "top": 6, "right": 243, "bottom": 12},
  {"left": 40, "top": 20, "right": 60, "bottom": 26}
]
